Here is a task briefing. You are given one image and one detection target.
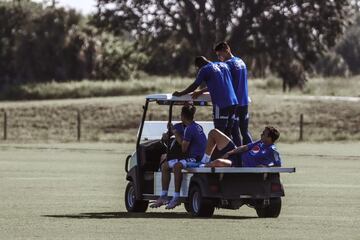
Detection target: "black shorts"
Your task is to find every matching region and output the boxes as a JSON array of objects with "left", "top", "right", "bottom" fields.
[
  {"left": 219, "top": 141, "right": 236, "bottom": 156},
  {"left": 228, "top": 154, "right": 242, "bottom": 167},
  {"left": 166, "top": 139, "right": 187, "bottom": 160},
  {"left": 219, "top": 141, "right": 242, "bottom": 167}
]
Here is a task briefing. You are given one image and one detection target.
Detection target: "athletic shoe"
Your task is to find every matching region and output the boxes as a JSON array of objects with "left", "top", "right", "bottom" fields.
[
  {"left": 165, "top": 197, "right": 181, "bottom": 209},
  {"left": 149, "top": 196, "right": 168, "bottom": 208}
]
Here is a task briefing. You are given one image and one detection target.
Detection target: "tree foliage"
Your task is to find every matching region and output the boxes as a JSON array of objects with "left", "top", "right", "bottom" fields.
[
  {"left": 0, "top": 1, "right": 144, "bottom": 84},
  {"left": 95, "top": 0, "right": 353, "bottom": 90},
  {"left": 336, "top": 14, "right": 360, "bottom": 75}
]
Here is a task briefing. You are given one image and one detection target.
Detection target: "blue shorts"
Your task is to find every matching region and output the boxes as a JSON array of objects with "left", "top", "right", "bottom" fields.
[
  {"left": 167, "top": 158, "right": 201, "bottom": 168},
  {"left": 212, "top": 105, "right": 236, "bottom": 135}
]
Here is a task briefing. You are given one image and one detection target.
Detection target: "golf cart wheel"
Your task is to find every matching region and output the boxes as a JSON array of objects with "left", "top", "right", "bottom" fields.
[
  {"left": 188, "top": 185, "right": 215, "bottom": 217},
  {"left": 256, "top": 197, "right": 281, "bottom": 218},
  {"left": 125, "top": 182, "right": 148, "bottom": 213}
]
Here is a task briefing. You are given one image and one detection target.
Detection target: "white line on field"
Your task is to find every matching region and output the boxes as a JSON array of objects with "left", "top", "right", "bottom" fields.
[
  {"left": 271, "top": 95, "right": 360, "bottom": 102},
  {"left": 286, "top": 183, "right": 360, "bottom": 188}
]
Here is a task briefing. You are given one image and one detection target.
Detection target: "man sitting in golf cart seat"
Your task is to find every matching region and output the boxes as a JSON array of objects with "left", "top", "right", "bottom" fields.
[
  {"left": 200, "top": 126, "right": 282, "bottom": 168},
  {"left": 158, "top": 122, "right": 186, "bottom": 168},
  {"left": 150, "top": 105, "right": 207, "bottom": 210}
]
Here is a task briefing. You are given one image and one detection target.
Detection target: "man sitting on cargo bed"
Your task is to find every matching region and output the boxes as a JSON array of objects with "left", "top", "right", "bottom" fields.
[
  {"left": 150, "top": 105, "right": 207, "bottom": 209},
  {"left": 200, "top": 126, "right": 281, "bottom": 168}
]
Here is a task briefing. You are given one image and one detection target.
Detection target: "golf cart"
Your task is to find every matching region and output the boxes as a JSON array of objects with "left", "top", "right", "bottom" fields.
[{"left": 124, "top": 93, "right": 295, "bottom": 217}]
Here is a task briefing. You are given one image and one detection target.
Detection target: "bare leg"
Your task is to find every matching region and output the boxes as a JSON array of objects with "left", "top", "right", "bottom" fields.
[
  {"left": 205, "top": 129, "right": 233, "bottom": 155},
  {"left": 159, "top": 154, "right": 167, "bottom": 166},
  {"left": 161, "top": 161, "right": 171, "bottom": 191},
  {"left": 206, "top": 159, "right": 232, "bottom": 167},
  {"left": 173, "top": 162, "right": 183, "bottom": 193}
]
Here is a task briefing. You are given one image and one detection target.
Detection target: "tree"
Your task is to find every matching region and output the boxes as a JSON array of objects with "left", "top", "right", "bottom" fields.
[
  {"left": 336, "top": 14, "right": 360, "bottom": 75},
  {"left": 94, "top": 0, "right": 353, "bottom": 91},
  {"left": 0, "top": 1, "right": 144, "bottom": 84}
]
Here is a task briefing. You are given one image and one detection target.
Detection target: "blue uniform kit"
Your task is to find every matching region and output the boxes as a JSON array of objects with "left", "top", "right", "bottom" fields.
[
  {"left": 194, "top": 62, "right": 238, "bottom": 135},
  {"left": 226, "top": 56, "right": 252, "bottom": 145},
  {"left": 220, "top": 140, "right": 282, "bottom": 167},
  {"left": 167, "top": 121, "right": 207, "bottom": 168}
]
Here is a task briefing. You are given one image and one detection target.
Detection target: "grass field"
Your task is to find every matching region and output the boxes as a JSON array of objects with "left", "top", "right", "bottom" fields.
[
  {"left": 0, "top": 142, "right": 359, "bottom": 240},
  {"left": 0, "top": 75, "right": 359, "bottom": 143},
  {"left": 1, "top": 75, "right": 360, "bottom": 101},
  {"left": 0, "top": 93, "right": 359, "bottom": 143}
]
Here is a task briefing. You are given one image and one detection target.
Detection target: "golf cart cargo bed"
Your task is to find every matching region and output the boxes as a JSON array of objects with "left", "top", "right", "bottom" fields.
[{"left": 183, "top": 167, "right": 296, "bottom": 173}]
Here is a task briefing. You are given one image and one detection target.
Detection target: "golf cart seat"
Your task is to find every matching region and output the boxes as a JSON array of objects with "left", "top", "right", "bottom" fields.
[{"left": 138, "top": 139, "right": 166, "bottom": 172}]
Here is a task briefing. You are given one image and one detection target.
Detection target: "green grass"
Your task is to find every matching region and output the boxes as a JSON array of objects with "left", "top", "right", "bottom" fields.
[
  {"left": 1, "top": 75, "right": 360, "bottom": 101},
  {"left": 0, "top": 75, "right": 359, "bottom": 143},
  {"left": 0, "top": 77, "right": 192, "bottom": 100},
  {"left": 0, "top": 142, "right": 359, "bottom": 239},
  {"left": 250, "top": 75, "right": 360, "bottom": 97},
  {"left": 0, "top": 94, "right": 359, "bottom": 143}
]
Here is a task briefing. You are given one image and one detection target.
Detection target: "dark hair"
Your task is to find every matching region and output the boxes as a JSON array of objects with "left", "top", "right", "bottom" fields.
[
  {"left": 181, "top": 105, "right": 196, "bottom": 121},
  {"left": 194, "top": 56, "right": 210, "bottom": 69},
  {"left": 265, "top": 126, "right": 280, "bottom": 142},
  {"left": 214, "top": 41, "right": 230, "bottom": 52}
]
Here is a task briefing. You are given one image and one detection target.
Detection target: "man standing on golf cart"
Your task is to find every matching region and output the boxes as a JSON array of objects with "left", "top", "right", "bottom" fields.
[
  {"left": 151, "top": 105, "right": 207, "bottom": 209},
  {"left": 214, "top": 42, "right": 252, "bottom": 146},
  {"left": 200, "top": 126, "right": 281, "bottom": 168},
  {"left": 173, "top": 56, "right": 238, "bottom": 137}
]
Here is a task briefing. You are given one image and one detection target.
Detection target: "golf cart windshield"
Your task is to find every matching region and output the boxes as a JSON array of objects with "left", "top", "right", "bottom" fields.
[
  {"left": 140, "top": 121, "right": 214, "bottom": 141},
  {"left": 137, "top": 93, "right": 213, "bottom": 142}
]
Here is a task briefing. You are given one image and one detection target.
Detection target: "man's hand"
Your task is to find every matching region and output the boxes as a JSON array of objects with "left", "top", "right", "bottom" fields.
[
  {"left": 191, "top": 90, "right": 203, "bottom": 99},
  {"left": 161, "top": 132, "right": 168, "bottom": 141},
  {"left": 172, "top": 91, "right": 183, "bottom": 97}
]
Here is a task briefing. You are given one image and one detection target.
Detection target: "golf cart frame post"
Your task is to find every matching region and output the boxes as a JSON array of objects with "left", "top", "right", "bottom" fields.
[{"left": 134, "top": 99, "right": 175, "bottom": 200}]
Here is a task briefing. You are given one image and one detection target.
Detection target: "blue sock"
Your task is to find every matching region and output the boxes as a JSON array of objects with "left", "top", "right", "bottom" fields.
[
  {"left": 173, "top": 192, "right": 180, "bottom": 199},
  {"left": 161, "top": 190, "right": 168, "bottom": 197}
]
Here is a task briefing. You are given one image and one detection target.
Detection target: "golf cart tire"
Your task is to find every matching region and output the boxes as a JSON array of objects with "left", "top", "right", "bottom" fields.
[
  {"left": 125, "top": 182, "right": 148, "bottom": 213},
  {"left": 188, "top": 185, "right": 215, "bottom": 217},
  {"left": 256, "top": 197, "right": 281, "bottom": 218}
]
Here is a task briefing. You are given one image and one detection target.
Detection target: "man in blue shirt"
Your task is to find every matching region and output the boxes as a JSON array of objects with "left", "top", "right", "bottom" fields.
[
  {"left": 159, "top": 122, "right": 186, "bottom": 165},
  {"left": 200, "top": 126, "right": 281, "bottom": 168},
  {"left": 173, "top": 56, "right": 238, "bottom": 136},
  {"left": 150, "top": 105, "right": 207, "bottom": 209},
  {"left": 214, "top": 42, "right": 253, "bottom": 145}
]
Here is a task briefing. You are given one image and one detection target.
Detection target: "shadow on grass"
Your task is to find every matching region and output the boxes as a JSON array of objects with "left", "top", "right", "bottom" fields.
[{"left": 42, "top": 211, "right": 257, "bottom": 220}]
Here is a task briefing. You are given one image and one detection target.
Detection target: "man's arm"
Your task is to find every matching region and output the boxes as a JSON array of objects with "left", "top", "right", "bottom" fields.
[
  {"left": 229, "top": 145, "right": 249, "bottom": 155},
  {"left": 191, "top": 87, "right": 208, "bottom": 99},
  {"left": 173, "top": 67, "right": 206, "bottom": 97},
  {"left": 220, "top": 145, "right": 248, "bottom": 159},
  {"left": 181, "top": 140, "right": 190, "bottom": 153},
  {"left": 173, "top": 82, "right": 199, "bottom": 97},
  {"left": 173, "top": 129, "right": 183, "bottom": 145}
]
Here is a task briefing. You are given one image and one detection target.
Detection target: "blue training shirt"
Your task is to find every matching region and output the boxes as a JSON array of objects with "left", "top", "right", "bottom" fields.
[
  {"left": 226, "top": 57, "right": 249, "bottom": 106},
  {"left": 173, "top": 123, "right": 185, "bottom": 137},
  {"left": 183, "top": 121, "right": 207, "bottom": 160},
  {"left": 241, "top": 140, "right": 282, "bottom": 167},
  {"left": 194, "top": 62, "right": 238, "bottom": 109}
]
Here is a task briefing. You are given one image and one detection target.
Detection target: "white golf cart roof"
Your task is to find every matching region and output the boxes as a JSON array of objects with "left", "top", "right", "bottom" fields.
[{"left": 145, "top": 93, "right": 212, "bottom": 105}]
